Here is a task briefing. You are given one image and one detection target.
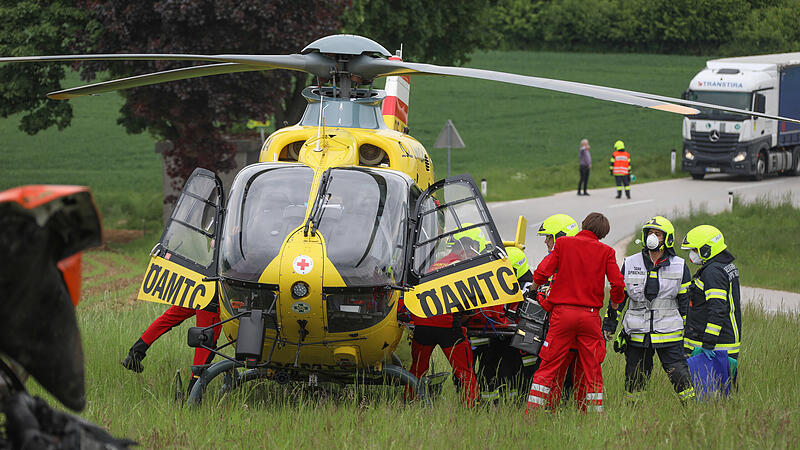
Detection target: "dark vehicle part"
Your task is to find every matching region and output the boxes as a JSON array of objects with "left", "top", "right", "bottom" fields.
[{"left": 509, "top": 295, "right": 548, "bottom": 357}]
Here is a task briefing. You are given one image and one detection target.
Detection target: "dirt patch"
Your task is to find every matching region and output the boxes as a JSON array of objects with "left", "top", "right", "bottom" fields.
[
  {"left": 82, "top": 250, "right": 144, "bottom": 312},
  {"left": 102, "top": 229, "right": 145, "bottom": 245}
]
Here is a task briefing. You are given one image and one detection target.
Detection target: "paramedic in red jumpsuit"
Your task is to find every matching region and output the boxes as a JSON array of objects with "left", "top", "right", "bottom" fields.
[{"left": 526, "top": 213, "right": 624, "bottom": 413}]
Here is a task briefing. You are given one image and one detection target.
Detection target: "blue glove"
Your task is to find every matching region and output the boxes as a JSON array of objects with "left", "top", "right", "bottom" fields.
[{"left": 691, "top": 347, "right": 715, "bottom": 360}]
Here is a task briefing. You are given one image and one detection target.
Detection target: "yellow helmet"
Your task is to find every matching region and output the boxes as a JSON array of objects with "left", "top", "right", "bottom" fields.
[
  {"left": 681, "top": 225, "right": 726, "bottom": 261},
  {"left": 505, "top": 246, "right": 530, "bottom": 279},
  {"left": 537, "top": 214, "right": 579, "bottom": 240},
  {"left": 641, "top": 216, "right": 675, "bottom": 249},
  {"left": 614, "top": 140, "right": 625, "bottom": 151},
  {"left": 451, "top": 223, "right": 488, "bottom": 252}
]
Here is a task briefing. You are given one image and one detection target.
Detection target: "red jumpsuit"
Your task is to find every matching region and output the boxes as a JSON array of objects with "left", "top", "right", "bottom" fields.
[
  {"left": 405, "top": 253, "right": 478, "bottom": 406},
  {"left": 140, "top": 305, "right": 221, "bottom": 381},
  {"left": 526, "top": 230, "right": 624, "bottom": 412}
]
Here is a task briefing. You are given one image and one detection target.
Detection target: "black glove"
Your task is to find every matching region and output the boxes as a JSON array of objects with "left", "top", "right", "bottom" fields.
[{"left": 602, "top": 315, "right": 618, "bottom": 334}]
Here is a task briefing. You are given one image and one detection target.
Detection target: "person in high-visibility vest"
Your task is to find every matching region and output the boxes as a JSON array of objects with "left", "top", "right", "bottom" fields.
[
  {"left": 609, "top": 140, "right": 632, "bottom": 199},
  {"left": 680, "top": 225, "right": 741, "bottom": 380},
  {"left": 603, "top": 216, "right": 695, "bottom": 403}
]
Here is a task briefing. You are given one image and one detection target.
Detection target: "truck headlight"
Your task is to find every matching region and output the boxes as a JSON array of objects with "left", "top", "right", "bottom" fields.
[
  {"left": 684, "top": 150, "right": 694, "bottom": 160},
  {"left": 733, "top": 152, "right": 747, "bottom": 162}
]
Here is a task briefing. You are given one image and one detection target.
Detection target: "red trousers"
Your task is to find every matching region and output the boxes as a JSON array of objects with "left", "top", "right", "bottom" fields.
[
  {"left": 527, "top": 305, "right": 605, "bottom": 412},
  {"left": 405, "top": 326, "right": 478, "bottom": 406},
  {"left": 140, "top": 305, "right": 221, "bottom": 375}
]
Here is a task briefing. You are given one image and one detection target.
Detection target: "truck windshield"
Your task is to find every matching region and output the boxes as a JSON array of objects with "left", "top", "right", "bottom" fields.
[{"left": 686, "top": 90, "right": 751, "bottom": 120}]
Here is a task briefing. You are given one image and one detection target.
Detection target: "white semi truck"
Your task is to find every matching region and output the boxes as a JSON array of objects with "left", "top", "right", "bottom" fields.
[{"left": 681, "top": 53, "right": 800, "bottom": 180}]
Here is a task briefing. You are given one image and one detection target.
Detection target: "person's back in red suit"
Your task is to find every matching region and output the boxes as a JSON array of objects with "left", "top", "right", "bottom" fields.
[{"left": 526, "top": 213, "right": 624, "bottom": 413}]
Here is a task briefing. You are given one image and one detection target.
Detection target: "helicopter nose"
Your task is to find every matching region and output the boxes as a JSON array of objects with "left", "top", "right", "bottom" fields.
[{"left": 277, "top": 231, "right": 327, "bottom": 347}]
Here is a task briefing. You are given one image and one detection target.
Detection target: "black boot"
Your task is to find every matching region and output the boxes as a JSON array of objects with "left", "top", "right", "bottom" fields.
[
  {"left": 583, "top": 191, "right": 590, "bottom": 196},
  {"left": 121, "top": 338, "right": 148, "bottom": 373},
  {"left": 626, "top": 191, "right": 631, "bottom": 199},
  {"left": 616, "top": 192, "right": 621, "bottom": 199}
]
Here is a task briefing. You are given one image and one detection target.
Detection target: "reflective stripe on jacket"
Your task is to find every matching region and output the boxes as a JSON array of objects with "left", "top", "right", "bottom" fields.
[
  {"left": 610, "top": 150, "right": 631, "bottom": 175},
  {"left": 684, "top": 252, "right": 742, "bottom": 355}
]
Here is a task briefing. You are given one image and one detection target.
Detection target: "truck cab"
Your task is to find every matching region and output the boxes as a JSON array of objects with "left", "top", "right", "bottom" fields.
[{"left": 682, "top": 54, "right": 800, "bottom": 180}]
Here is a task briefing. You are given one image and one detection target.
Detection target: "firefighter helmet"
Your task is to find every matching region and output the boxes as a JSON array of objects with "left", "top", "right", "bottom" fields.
[
  {"left": 641, "top": 216, "right": 675, "bottom": 249},
  {"left": 537, "top": 214, "right": 579, "bottom": 240},
  {"left": 451, "top": 223, "right": 488, "bottom": 252},
  {"left": 681, "top": 225, "right": 726, "bottom": 261},
  {"left": 614, "top": 140, "right": 625, "bottom": 151},
  {"left": 505, "top": 246, "right": 530, "bottom": 279}
]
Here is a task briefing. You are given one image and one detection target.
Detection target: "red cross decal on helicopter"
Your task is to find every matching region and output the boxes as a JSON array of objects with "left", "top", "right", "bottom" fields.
[{"left": 293, "top": 255, "right": 313, "bottom": 274}]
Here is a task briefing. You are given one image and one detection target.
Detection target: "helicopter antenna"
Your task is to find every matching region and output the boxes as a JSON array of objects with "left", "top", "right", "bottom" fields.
[{"left": 315, "top": 80, "right": 323, "bottom": 152}]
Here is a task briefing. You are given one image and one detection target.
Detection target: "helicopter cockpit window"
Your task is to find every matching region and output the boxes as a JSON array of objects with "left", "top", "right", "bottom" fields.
[
  {"left": 162, "top": 176, "right": 219, "bottom": 268},
  {"left": 300, "top": 101, "right": 381, "bottom": 129},
  {"left": 413, "top": 183, "right": 496, "bottom": 276},
  {"left": 315, "top": 168, "right": 410, "bottom": 286},
  {"left": 219, "top": 165, "right": 314, "bottom": 282}
]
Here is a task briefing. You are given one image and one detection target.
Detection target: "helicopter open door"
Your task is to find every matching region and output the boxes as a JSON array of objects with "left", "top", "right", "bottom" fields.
[
  {"left": 137, "top": 168, "right": 223, "bottom": 309},
  {"left": 403, "top": 175, "right": 523, "bottom": 318}
]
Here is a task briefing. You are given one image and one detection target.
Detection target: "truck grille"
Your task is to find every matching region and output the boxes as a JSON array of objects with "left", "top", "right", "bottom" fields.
[{"left": 690, "top": 131, "right": 740, "bottom": 152}]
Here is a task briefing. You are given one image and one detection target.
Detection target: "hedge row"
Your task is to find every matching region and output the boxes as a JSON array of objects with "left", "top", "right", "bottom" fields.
[{"left": 484, "top": 0, "right": 800, "bottom": 56}]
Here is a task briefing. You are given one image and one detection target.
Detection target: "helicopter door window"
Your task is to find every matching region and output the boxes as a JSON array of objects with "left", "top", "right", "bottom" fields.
[
  {"left": 411, "top": 177, "right": 501, "bottom": 277},
  {"left": 161, "top": 176, "right": 221, "bottom": 269}
]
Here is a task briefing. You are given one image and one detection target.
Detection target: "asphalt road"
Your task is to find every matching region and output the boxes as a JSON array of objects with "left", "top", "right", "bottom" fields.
[{"left": 488, "top": 173, "right": 800, "bottom": 314}]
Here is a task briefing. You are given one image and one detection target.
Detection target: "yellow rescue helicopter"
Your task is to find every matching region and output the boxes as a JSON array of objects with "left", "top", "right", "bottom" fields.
[{"left": 3, "top": 34, "right": 797, "bottom": 403}]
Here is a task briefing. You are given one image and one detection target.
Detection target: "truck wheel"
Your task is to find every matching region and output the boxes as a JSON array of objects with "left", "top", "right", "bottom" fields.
[
  {"left": 752, "top": 153, "right": 766, "bottom": 181},
  {"left": 790, "top": 149, "right": 800, "bottom": 176},
  {"left": 691, "top": 173, "right": 705, "bottom": 180}
]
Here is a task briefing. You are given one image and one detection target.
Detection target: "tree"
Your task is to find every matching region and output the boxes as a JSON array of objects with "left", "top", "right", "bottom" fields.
[
  {"left": 69, "top": 1, "right": 347, "bottom": 192},
  {"left": 0, "top": 1, "right": 87, "bottom": 134},
  {"left": 342, "top": 0, "right": 491, "bottom": 66}
]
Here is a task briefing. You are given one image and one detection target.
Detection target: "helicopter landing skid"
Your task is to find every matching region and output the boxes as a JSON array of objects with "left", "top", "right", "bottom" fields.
[{"left": 186, "top": 361, "right": 429, "bottom": 405}]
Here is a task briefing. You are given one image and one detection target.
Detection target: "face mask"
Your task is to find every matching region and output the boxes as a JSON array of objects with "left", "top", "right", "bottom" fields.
[
  {"left": 689, "top": 250, "right": 703, "bottom": 265},
  {"left": 646, "top": 233, "right": 660, "bottom": 250}
]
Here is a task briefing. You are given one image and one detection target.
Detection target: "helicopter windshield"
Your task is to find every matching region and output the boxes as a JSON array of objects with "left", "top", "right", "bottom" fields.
[
  {"left": 300, "top": 100, "right": 382, "bottom": 129},
  {"left": 219, "top": 164, "right": 314, "bottom": 282},
  {"left": 315, "top": 168, "right": 411, "bottom": 286}
]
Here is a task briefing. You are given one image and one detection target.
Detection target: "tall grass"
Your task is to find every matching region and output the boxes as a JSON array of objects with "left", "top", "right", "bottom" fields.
[
  {"left": 31, "top": 299, "right": 796, "bottom": 449},
  {"left": 625, "top": 195, "right": 800, "bottom": 293}
]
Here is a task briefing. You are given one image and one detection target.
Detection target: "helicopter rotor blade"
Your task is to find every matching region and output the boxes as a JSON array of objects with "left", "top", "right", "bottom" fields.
[
  {"left": 0, "top": 52, "right": 336, "bottom": 81},
  {"left": 47, "top": 63, "right": 264, "bottom": 99},
  {"left": 579, "top": 82, "right": 800, "bottom": 124},
  {"left": 348, "top": 56, "right": 699, "bottom": 115},
  {"left": 349, "top": 56, "right": 800, "bottom": 124}
]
